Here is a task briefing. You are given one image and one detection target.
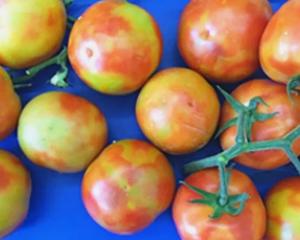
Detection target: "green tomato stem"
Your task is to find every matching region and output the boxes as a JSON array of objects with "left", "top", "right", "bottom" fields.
[{"left": 12, "top": 47, "right": 69, "bottom": 88}]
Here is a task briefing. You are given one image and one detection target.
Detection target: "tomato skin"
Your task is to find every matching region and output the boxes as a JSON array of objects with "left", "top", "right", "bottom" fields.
[
  {"left": 18, "top": 92, "right": 107, "bottom": 173},
  {"left": 173, "top": 169, "right": 266, "bottom": 240},
  {"left": 0, "top": 150, "right": 31, "bottom": 238},
  {"left": 260, "top": 0, "right": 300, "bottom": 84},
  {"left": 220, "top": 79, "right": 300, "bottom": 170},
  {"left": 0, "top": 67, "right": 21, "bottom": 140},
  {"left": 266, "top": 177, "right": 300, "bottom": 240},
  {"left": 0, "top": 0, "right": 66, "bottom": 69},
  {"left": 136, "top": 68, "right": 220, "bottom": 154},
  {"left": 68, "top": 0, "right": 162, "bottom": 95},
  {"left": 82, "top": 139, "right": 175, "bottom": 235},
  {"left": 178, "top": 0, "right": 272, "bottom": 83}
]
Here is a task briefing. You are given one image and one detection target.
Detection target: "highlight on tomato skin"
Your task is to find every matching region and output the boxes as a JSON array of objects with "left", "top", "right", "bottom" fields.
[
  {"left": 136, "top": 67, "right": 220, "bottom": 155},
  {"left": 260, "top": 0, "right": 300, "bottom": 84},
  {"left": 173, "top": 168, "right": 266, "bottom": 240},
  {"left": 220, "top": 79, "right": 300, "bottom": 170},
  {"left": 0, "top": 150, "right": 31, "bottom": 238},
  {"left": 18, "top": 92, "right": 108, "bottom": 173},
  {"left": 0, "top": 67, "right": 21, "bottom": 141},
  {"left": 265, "top": 177, "right": 300, "bottom": 240},
  {"left": 82, "top": 139, "right": 176, "bottom": 235},
  {"left": 0, "top": 0, "right": 67, "bottom": 69},
  {"left": 68, "top": 0, "right": 162, "bottom": 95},
  {"left": 178, "top": 0, "right": 272, "bottom": 83}
]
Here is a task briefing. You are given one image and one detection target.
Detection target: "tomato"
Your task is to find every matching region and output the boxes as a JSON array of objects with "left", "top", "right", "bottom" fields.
[
  {"left": 265, "top": 177, "right": 300, "bottom": 240},
  {"left": 68, "top": 0, "right": 162, "bottom": 95},
  {"left": 220, "top": 79, "right": 300, "bottom": 170},
  {"left": 0, "top": 150, "right": 31, "bottom": 238},
  {"left": 18, "top": 92, "right": 107, "bottom": 173},
  {"left": 173, "top": 168, "right": 266, "bottom": 240},
  {"left": 136, "top": 68, "right": 220, "bottom": 154},
  {"left": 178, "top": 0, "right": 272, "bottom": 83},
  {"left": 82, "top": 139, "right": 175, "bottom": 235},
  {"left": 260, "top": 0, "right": 300, "bottom": 84},
  {"left": 0, "top": 67, "right": 21, "bottom": 140},
  {"left": 0, "top": 0, "right": 66, "bottom": 69}
]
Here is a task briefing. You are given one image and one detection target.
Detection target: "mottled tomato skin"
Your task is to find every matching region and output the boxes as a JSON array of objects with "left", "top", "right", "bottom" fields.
[
  {"left": 260, "top": 0, "right": 300, "bottom": 84},
  {"left": 82, "top": 140, "right": 175, "bottom": 234},
  {"left": 136, "top": 68, "right": 220, "bottom": 154},
  {"left": 18, "top": 92, "right": 107, "bottom": 173},
  {"left": 0, "top": 150, "right": 31, "bottom": 238},
  {"left": 68, "top": 0, "right": 162, "bottom": 95},
  {"left": 0, "top": 67, "right": 21, "bottom": 140},
  {"left": 220, "top": 79, "right": 300, "bottom": 170},
  {"left": 266, "top": 177, "right": 300, "bottom": 240},
  {"left": 0, "top": 0, "right": 66, "bottom": 69},
  {"left": 178, "top": 0, "right": 272, "bottom": 83},
  {"left": 173, "top": 169, "right": 266, "bottom": 240}
]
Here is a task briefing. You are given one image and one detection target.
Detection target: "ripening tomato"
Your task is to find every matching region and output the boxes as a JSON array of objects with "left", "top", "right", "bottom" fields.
[
  {"left": 220, "top": 79, "right": 300, "bottom": 170},
  {"left": 173, "top": 168, "right": 266, "bottom": 240},
  {"left": 266, "top": 177, "right": 300, "bottom": 240},
  {"left": 260, "top": 0, "right": 300, "bottom": 84},
  {"left": 18, "top": 92, "right": 107, "bottom": 173},
  {"left": 178, "top": 0, "right": 272, "bottom": 83},
  {"left": 68, "top": 0, "right": 162, "bottom": 95},
  {"left": 136, "top": 68, "right": 220, "bottom": 154},
  {"left": 82, "top": 139, "right": 175, "bottom": 235},
  {"left": 0, "top": 150, "right": 31, "bottom": 238},
  {"left": 0, "top": 67, "right": 21, "bottom": 140},
  {"left": 0, "top": 0, "right": 66, "bottom": 69}
]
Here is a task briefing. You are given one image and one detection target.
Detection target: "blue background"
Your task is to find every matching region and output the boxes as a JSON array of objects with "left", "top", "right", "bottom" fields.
[{"left": 1, "top": 0, "right": 293, "bottom": 239}]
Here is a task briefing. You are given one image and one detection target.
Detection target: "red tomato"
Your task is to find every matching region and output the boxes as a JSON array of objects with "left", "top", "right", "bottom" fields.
[
  {"left": 173, "top": 168, "right": 266, "bottom": 240},
  {"left": 178, "top": 0, "right": 272, "bottom": 83},
  {"left": 82, "top": 139, "right": 175, "bottom": 235},
  {"left": 18, "top": 92, "right": 107, "bottom": 173},
  {"left": 0, "top": 150, "right": 31, "bottom": 238},
  {"left": 0, "top": 0, "right": 66, "bottom": 69},
  {"left": 0, "top": 67, "right": 21, "bottom": 140},
  {"left": 68, "top": 0, "right": 162, "bottom": 95},
  {"left": 136, "top": 68, "right": 220, "bottom": 154},
  {"left": 260, "top": 0, "right": 300, "bottom": 84},
  {"left": 265, "top": 177, "right": 300, "bottom": 240},
  {"left": 220, "top": 79, "right": 300, "bottom": 170}
]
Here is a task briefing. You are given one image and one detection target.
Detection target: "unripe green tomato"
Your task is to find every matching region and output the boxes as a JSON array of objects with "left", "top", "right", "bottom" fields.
[
  {"left": 18, "top": 92, "right": 108, "bottom": 173},
  {"left": 68, "top": 0, "right": 162, "bottom": 95},
  {"left": 0, "top": 0, "right": 66, "bottom": 69},
  {"left": 0, "top": 67, "right": 21, "bottom": 140},
  {"left": 0, "top": 150, "right": 31, "bottom": 238}
]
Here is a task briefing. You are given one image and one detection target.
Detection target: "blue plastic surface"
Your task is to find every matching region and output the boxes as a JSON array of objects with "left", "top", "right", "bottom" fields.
[{"left": 1, "top": 0, "right": 293, "bottom": 239}]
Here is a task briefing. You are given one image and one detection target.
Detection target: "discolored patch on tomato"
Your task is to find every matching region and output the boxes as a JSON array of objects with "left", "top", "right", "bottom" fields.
[{"left": 0, "top": 166, "right": 11, "bottom": 191}]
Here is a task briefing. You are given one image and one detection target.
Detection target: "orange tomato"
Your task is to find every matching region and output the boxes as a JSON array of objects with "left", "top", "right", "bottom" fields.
[
  {"left": 68, "top": 0, "right": 162, "bottom": 95},
  {"left": 82, "top": 139, "right": 175, "bottom": 235},
  {"left": 0, "top": 67, "right": 21, "bottom": 140},
  {"left": 136, "top": 68, "right": 220, "bottom": 154},
  {"left": 178, "top": 0, "right": 272, "bottom": 83},
  {"left": 220, "top": 79, "right": 300, "bottom": 169},
  {"left": 173, "top": 168, "right": 266, "bottom": 240},
  {"left": 260, "top": 0, "right": 300, "bottom": 84}
]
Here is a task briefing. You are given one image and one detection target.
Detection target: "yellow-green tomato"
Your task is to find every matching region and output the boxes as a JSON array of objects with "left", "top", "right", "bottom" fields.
[
  {"left": 82, "top": 139, "right": 176, "bottom": 235},
  {"left": 18, "top": 92, "right": 108, "bottom": 173},
  {"left": 68, "top": 0, "right": 162, "bottom": 95},
  {"left": 0, "top": 67, "right": 21, "bottom": 140},
  {"left": 266, "top": 177, "right": 300, "bottom": 240},
  {"left": 136, "top": 68, "right": 220, "bottom": 154},
  {"left": 0, "top": 0, "right": 66, "bottom": 69},
  {"left": 0, "top": 150, "right": 31, "bottom": 238}
]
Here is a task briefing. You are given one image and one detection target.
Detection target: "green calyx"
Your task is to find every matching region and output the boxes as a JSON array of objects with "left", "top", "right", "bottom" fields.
[
  {"left": 183, "top": 86, "right": 300, "bottom": 219},
  {"left": 287, "top": 75, "right": 300, "bottom": 101},
  {"left": 11, "top": 47, "right": 69, "bottom": 88}
]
